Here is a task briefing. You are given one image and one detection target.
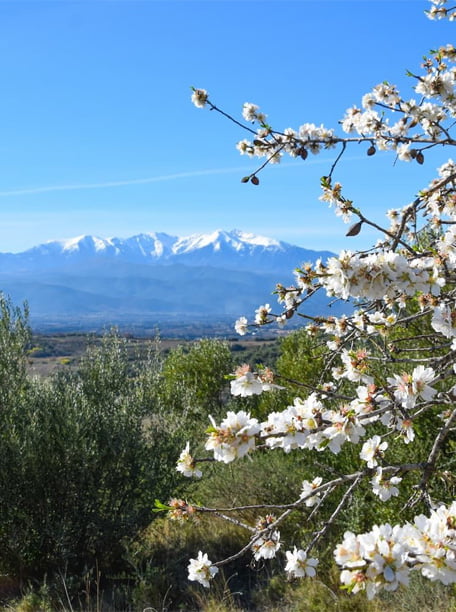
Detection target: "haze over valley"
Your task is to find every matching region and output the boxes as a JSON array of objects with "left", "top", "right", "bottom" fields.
[{"left": 0, "top": 229, "right": 345, "bottom": 334}]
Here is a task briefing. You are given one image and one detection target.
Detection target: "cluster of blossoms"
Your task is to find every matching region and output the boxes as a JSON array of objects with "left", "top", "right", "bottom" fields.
[
  {"left": 176, "top": 364, "right": 435, "bottom": 475},
  {"left": 260, "top": 392, "right": 368, "bottom": 455},
  {"left": 176, "top": 442, "right": 202, "bottom": 478},
  {"left": 168, "top": 498, "right": 198, "bottom": 522},
  {"left": 427, "top": 0, "right": 456, "bottom": 21},
  {"left": 186, "top": 362, "right": 436, "bottom": 468},
  {"left": 230, "top": 363, "right": 284, "bottom": 397},
  {"left": 181, "top": 1, "right": 456, "bottom": 599},
  {"left": 181, "top": 381, "right": 397, "bottom": 466},
  {"left": 205, "top": 410, "right": 260, "bottom": 463},
  {"left": 335, "top": 525, "right": 411, "bottom": 599},
  {"left": 193, "top": 358, "right": 438, "bottom": 470},
  {"left": 335, "top": 502, "right": 456, "bottom": 598},
  {"left": 315, "top": 250, "right": 444, "bottom": 302},
  {"left": 252, "top": 515, "right": 281, "bottom": 561},
  {"left": 245, "top": 243, "right": 448, "bottom": 336},
  {"left": 340, "top": 42, "right": 456, "bottom": 149},
  {"left": 236, "top": 121, "right": 336, "bottom": 164}
]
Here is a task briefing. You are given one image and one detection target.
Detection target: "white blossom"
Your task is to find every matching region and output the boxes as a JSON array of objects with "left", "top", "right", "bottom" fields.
[
  {"left": 300, "top": 476, "right": 323, "bottom": 507},
  {"left": 191, "top": 88, "right": 208, "bottom": 108},
  {"left": 176, "top": 442, "right": 202, "bottom": 478},
  {"left": 371, "top": 468, "right": 402, "bottom": 501},
  {"left": 230, "top": 371, "right": 264, "bottom": 397},
  {"left": 205, "top": 411, "right": 260, "bottom": 463},
  {"left": 388, "top": 365, "right": 437, "bottom": 410},
  {"left": 255, "top": 303, "right": 272, "bottom": 324},
  {"left": 285, "top": 548, "right": 319, "bottom": 578},
  {"left": 360, "top": 435, "right": 388, "bottom": 468},
  {"left": 252, "top": 530, "right": 281, "bottom": 560},
  {"left": 188, "top": 551, "right": 219, "bottom": 588},
  {"left": 234, "top": 316, "right": 248, "bottom": 336}
]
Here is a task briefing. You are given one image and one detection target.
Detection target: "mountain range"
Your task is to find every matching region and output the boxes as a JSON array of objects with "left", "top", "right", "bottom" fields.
[{"left": 0, "top": 229, "right": 345, "bottom": 333}]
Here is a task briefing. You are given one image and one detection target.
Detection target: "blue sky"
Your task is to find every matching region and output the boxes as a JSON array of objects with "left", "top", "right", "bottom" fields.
[{"left": 0, "top": 0, "right": 453, "bottom": 253}]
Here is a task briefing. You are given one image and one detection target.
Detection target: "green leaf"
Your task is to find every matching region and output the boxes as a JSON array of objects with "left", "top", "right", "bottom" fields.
[
  {"left": 153, "top": 499, "right": 173, "bottom": 512},
  {"left": 320, "top": 176, "right": 331, "bottom": 188}
]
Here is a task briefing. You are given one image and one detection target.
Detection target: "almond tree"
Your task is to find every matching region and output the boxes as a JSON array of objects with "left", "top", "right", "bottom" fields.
[{"left": 170, "top": 0, "right": 456, "bottom": 599}]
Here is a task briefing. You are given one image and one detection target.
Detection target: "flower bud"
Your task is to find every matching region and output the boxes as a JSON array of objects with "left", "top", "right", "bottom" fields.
[
  {"left": 251, "top": 176, "right": 260, "bottom": 185},
  {"left": 416, "top": 151, "right": 424, "bottom": 165},
  {"left": 367, "top": 145, "right": 376, "bottom": 156},
  {"left": 346, "top": 221, "right": 363, "bottom": 237},
  {"left": 241, "top": 176, "right": 250, "bottom": 183}
]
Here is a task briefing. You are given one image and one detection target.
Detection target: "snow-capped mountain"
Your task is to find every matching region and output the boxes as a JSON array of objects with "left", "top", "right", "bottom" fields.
[
  {"left": 0, "top": 230, "right": 343, "bottom": 331},
  {"left": 0, "top": 229, "right": 334, "bottom": 274}
]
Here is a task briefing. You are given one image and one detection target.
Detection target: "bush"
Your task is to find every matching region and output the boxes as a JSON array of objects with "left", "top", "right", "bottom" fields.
[
  {"left": 0, "top": 323, "right": 180, "bottom": 597},
  {"left": 158, "top": 338, "right": 233, "bottom": 423}
]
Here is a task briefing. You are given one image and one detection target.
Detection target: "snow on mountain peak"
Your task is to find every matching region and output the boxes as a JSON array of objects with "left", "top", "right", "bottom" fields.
[
  {"left": 41, "top": 230, "right": 283, "bottom": 258},
  {"left": 172, "top": 230, "right": 221, "bottom": 254},
  {"left": 58, "top": 235, "right": 112, "bottom": 253},
  {"left": 171, "top": 229, "right": 282, "bottom": 255},
  {"left": 121, "top": 232, "right": 177, "bottom": 258},
  {"left": 231, "top": 229, "right": 281, "bottom": 248},
  {"left": 0, "top": 229, "right": 334, "bottom": 279}
]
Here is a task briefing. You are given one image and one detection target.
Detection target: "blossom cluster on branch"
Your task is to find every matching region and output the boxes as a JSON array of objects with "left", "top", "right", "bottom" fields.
[{"left": 175, "top": 1, "right": 456, "bottom": 598}]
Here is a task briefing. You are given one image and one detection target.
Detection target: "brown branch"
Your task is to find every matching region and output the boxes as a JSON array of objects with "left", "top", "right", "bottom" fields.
[
  {"left": 206, "top": 100, "right": 258, "bottom": 136},
  {"left": 304, "top": 475, "right": 362, "bottom": 555},
  {"left": 196, "top": 463, "right": 425, "bottom": 515},
  {"left": 420, "top": 406, "right": 456, "bottom": 491},
  {"left": 328, "top": 142, "right": 347, "bottom": 180},
  {"left": 214, "top": 508, "right": 293, "bottom": 568}
]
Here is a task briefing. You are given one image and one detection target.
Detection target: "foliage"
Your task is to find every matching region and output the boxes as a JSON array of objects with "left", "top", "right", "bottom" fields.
[
  {"left": 0, "top": 319, "right": 181, "bottom": 597},
  {"left": 158, "top": 337, "right": 233, "bottom": 422},
  {"left": 0, "top": 304, "right": 246, "bottom": 607},
  {"left": 0, "top": 296, "right": 30, "bottom": 406}
]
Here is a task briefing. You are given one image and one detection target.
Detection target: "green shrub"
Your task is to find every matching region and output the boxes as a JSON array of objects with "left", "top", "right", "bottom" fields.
[
  {"left": 158, "top": 338, "right": 233, "bottom": 423},
  {"left": 0, "top": 323, "right": 180, "bottom": 595}
]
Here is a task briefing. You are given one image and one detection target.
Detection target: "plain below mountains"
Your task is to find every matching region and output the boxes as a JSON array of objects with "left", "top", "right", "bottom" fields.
[{"left": 0, "top": 229, "right": 346, "bottom": 333}]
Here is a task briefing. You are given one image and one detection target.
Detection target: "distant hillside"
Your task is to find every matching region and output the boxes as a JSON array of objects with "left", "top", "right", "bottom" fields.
[{"left": 0, "top": 229, "right": 347, "bottom": 332}]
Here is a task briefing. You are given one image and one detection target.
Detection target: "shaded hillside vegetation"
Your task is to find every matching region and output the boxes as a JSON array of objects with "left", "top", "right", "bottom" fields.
[{"left": 0, "top": 298, "right": 454, "bottom": 610}]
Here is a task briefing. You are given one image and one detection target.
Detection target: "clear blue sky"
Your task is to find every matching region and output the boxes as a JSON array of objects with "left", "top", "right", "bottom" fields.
[{"left": 0, "top": 0, "right": 453, "bottom": 253}]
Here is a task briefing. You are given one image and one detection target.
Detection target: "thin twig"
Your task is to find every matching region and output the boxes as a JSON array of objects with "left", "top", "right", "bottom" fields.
[
  {"left": 305, "top": 474, "right": 362, "bottom": 555},
  {"left": 196, "top": 463, "right": 425, "bottom": 514},
  {"left": 420, "top": 406, "right": 456, "bottom": 491}
]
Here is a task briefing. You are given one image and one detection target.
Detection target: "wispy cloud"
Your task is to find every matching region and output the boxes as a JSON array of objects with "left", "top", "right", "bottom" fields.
[
  {"left": 0, "top": 156, "right": 367, "bottom": 198},
  {"left": 0, "top": 168, "right": 250, "bottom": 197}
]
